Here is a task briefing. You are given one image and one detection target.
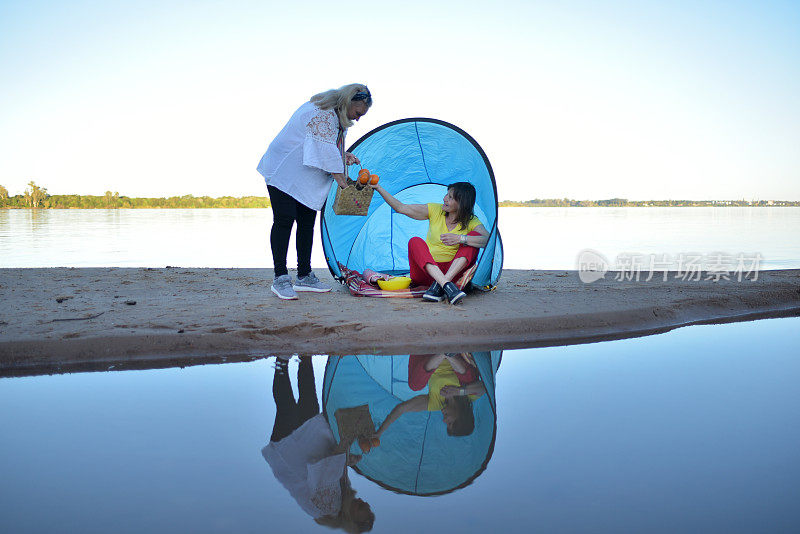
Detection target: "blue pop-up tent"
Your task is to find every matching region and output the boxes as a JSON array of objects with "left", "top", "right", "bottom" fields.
[
  {"left": 321, "top": 118, "right": 503, "bottom": 290},
  {"left": 322, "top": 352, "right": 502, "bottom": 496}
]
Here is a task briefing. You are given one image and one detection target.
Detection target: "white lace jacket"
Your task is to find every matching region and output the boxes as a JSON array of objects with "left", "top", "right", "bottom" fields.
[{"left": 257, "top": 102, "right": 345, "bottom": 210}]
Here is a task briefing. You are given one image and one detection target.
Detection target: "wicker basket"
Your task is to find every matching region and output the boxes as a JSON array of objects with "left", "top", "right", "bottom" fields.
[
  {"left": 332, "top": 404, "right": 375, "bottom": 454},
  {"left": 332, "top": 178, "right": 374, "bottom": 216}
]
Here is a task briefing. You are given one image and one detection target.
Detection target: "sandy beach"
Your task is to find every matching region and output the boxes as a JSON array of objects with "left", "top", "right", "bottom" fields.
[{"left": 1, "top": 267, "right": 798, "bottom": 376}]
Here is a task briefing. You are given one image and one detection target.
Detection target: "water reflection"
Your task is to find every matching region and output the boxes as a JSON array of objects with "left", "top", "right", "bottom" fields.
[
  {"left": 322, "top": 352, "right": 501, "bottom": 496},
  {"left": 262, "top": 356, "right": 375, "bottom": 532},
  {"left": 261, "top": 352, "right": 502, "bottom": 530},
  {"left": 1, "top": 318, "right": 799, "bottom": 533}
]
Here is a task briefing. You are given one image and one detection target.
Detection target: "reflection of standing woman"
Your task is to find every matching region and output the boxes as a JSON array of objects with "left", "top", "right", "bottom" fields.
[
  {"left": 257, "top": 84, "right": 372, "bottom": 300},
  {"left": 261, "top": 357, "right": 374, "bottom": 532}
]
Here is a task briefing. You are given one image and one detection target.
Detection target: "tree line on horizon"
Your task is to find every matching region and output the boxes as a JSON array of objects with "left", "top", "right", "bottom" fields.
[
  {"left": 0, "top": 181, "right": 271, "bottom": 209},
  {"left": 498, "top": 198, "right": 799, "bottom": 207},
  {"left": 1, "top": 182, "right": 796, "bottom": 209}
]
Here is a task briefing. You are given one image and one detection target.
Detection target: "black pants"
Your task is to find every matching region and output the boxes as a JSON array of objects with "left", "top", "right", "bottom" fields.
[
  {"left": 271, "top": 357, "right": 320, "bottom": 443},
  {"left": 268, "top": 185, "right": 317, "bottom": 278}
]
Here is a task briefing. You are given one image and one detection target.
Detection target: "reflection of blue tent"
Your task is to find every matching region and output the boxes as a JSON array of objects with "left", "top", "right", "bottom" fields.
[
  {"left": 322, "top": 353, "right": 502, "bottom": 496},
  {"left": 321, "top": 119, "right": 503, "bottom": 290}
]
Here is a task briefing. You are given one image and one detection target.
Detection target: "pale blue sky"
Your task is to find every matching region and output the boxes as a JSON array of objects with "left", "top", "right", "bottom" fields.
[{"left": 1, "top": 0, "right": 798, "bottom": 200}]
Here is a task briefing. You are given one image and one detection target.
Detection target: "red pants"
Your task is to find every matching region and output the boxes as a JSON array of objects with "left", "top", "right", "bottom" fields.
[
  {"left": 408, "top": 354, "right": 478, "bottom": 391},
  {"left": 407, "top": 231, "right": 480, "bottom": 286}
]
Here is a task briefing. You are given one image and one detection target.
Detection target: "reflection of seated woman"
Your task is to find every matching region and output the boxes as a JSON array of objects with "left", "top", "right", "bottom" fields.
[
  {"left": 374, "top": 353, "right": 486, "bottom": 438},
  {"left": 261, "top": 357, "right": 374, "bottom": 533},
  {"left": 370, "top": 182, "right": 489, "bottom": 304}
]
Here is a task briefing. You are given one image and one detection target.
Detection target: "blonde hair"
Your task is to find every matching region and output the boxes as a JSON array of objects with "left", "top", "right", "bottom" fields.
[
  {"left": 313, "top": 476, "right": 374, "bottom": 533},
  {"left": 310, "top": 83, "right": 372, "bottom": 130}
]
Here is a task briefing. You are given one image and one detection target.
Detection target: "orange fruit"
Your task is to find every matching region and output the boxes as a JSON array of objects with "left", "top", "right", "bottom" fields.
[
  {"left": 358, "top": 168, "right": 370, "bottom": 177},
  {"left": 369, "top": 174, "right": 379, "bottom": 185},
  {"left": 371, "top": 437, "right": 380, "bottom": 447},
  {"left": 357, "top": 173, "right": 369, "bottom": 185},
  {"left": 358, "top": 437, "right": 372, "bottom": 453}
]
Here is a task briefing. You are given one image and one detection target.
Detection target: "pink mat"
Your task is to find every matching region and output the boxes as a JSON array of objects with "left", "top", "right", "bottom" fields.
[{"left": 337, "top": 262, "right": 477, "bottom": 298}]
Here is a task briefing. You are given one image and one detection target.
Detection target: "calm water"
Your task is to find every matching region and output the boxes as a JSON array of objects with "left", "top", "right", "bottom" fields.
[
  {"left": 1, "top": 317, "right": 798, "bottom": 533},
  {"left": 1, "top": 207, "right": 799, "bottom": 270}
]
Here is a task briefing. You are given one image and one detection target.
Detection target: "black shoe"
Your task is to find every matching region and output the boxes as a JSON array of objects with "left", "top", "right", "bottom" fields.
[
  {"left": 422, "top": 282, "right": 444, "bottom": 302},
  {"left": 443, "top": 282, "right": 466, "bottom": 304}
]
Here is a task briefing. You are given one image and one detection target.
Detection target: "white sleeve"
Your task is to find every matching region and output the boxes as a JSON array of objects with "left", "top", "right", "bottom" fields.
[
  {"left": 306, "top": 453, "right": 346, "bottom": 516},
  {"left": 303, "top": 110, "right": 345, "bottom": 174},
  {"left": 261, "top": 445, "right": 306, "bottom": 490}
]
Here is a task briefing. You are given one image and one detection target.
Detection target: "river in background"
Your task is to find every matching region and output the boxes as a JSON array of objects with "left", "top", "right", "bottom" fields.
[{"left": 1, "top": 207, "right": 799, "bottom": 270}]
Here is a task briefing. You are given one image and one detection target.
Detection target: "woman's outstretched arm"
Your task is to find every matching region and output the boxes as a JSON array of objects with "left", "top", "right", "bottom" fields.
[
  {"left": 374, "top": 394, "right": 427, "bottom": 437},
  {"left": 370, "top": 184, "right": 429, "bottom": 220}
]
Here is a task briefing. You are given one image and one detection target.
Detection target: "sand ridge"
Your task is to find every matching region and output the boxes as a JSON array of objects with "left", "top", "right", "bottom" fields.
[{"left": 1, "top": 267, "right": 799, "bottom": 377}]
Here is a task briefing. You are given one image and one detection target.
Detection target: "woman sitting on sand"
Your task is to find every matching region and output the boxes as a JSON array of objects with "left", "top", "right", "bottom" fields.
[{"left": 369, "top": 181, "right": 489, "bottom": 304}]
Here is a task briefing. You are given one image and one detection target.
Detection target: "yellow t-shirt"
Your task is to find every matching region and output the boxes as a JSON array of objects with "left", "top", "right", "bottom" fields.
[
  {"left": 425, "top": 203, "right": 481, "bottom": 262},
  {"left": 427, "top": 360, "right": 479, "bottom": 411}
]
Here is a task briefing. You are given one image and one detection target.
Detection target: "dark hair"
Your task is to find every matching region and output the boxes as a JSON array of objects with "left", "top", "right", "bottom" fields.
[
  {"left": 446, "top": 182, "right": 476, "bottom": 231},
  {"left": 446, "top": 395, "right": 475, "bottom": 436}
]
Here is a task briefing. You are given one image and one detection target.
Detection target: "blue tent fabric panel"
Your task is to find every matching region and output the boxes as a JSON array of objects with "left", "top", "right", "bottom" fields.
[
  {"left": 491, "top": 234, "right": 504, "bottom": 286},
  {"left": 354, "top": 354, "right": 420, "bottom": 400},
  {"left": 352, "top": 122, "right": 432, "bottom": 187},
  {"left": 415, "top": 395, "right": 494, "bottom": 493},
  {"left": 469, "top": 227, "right": 503, "bottom": 289},
  {"left": 346, "top": 189, "right": 429, "bottom": 274},
  {"left": 473, "top": 351, "right": 502, "bottom": 410},
  {"left": 415, "top": 122, "right": 496, "bottom": 226},
  {"left": 322, "top": 357, "right": 390, "bottom": 449}
]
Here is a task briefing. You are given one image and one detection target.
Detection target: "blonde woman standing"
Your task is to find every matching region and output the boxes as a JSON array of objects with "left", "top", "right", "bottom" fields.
[{"left": 258, "top": 84, "right": 372, "bottom": 300}]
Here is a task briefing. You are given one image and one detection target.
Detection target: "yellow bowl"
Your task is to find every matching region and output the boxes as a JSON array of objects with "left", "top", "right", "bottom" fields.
[{"left": 377, "top": 276, "right": 412, "bottom": 291}]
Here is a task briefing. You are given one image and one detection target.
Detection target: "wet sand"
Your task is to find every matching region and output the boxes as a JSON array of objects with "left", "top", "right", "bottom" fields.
[{"left": 1, "top": 267, "right": 799, "bottom": 377}]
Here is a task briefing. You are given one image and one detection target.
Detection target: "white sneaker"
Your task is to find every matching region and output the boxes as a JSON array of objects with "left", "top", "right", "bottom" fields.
[
  {"left": 271, "top": 274, "right": 298, "bottom": 300},
  {"left": 293, "top": 272, "right": 332, "bottom": 292}
]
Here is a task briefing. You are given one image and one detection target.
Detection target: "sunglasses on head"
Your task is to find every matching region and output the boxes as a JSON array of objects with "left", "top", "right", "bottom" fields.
[{"left": 352, "top": 88, "right": 372, "bottom": 103}]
